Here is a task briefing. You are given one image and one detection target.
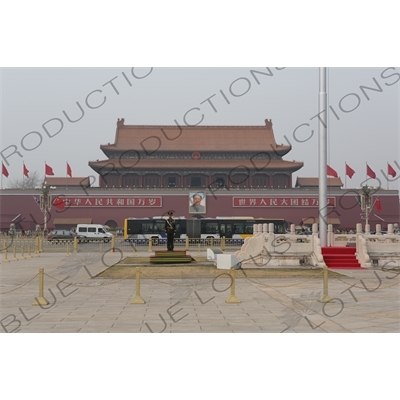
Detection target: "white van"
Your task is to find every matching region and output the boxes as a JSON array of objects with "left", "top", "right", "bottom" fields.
[{"left": 76, "top": 224, "right": 113, "bottom": 242}]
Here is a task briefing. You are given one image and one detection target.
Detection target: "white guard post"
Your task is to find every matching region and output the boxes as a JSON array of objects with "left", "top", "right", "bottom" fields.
[
  {"left": 216, "top": 254, "right": 241, "bottom": 270},
  {"left": 207, "top": 247, "right": 224, "bottom": 262}
]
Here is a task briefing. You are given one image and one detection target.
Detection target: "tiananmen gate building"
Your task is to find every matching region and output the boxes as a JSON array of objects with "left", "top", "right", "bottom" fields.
[{"left": 1, "top": 118, "right": 399, "bottom": 231}]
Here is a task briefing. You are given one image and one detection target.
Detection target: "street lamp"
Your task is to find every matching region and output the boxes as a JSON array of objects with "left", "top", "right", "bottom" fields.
[
  {"left": 39, "top": 181, "right": 56, "bottom": 234},
  {"left": 359, "top": 185, "right": 378, "bottom": 230}
]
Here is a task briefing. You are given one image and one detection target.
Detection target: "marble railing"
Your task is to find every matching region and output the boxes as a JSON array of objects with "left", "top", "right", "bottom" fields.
[{"left": 234, "top": 223, "right": 400, "bottom": 268}]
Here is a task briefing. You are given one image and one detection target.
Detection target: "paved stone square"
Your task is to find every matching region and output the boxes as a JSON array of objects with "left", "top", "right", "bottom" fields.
[{"left": 1, "top": 252, "right": 399, "bottom": 333}]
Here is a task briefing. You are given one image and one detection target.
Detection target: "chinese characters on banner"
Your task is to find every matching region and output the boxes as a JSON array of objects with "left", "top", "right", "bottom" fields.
[
  {"left": 52, "top": 196, "right": 335, "bottom": 208},
  {"left": 233, "top": 197, "right": 336, "bottom": 207},
  {"left": 59, "top": 197, "right": 162, "bottom": 207}
]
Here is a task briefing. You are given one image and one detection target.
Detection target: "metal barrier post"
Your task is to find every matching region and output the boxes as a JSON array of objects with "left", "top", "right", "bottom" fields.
[
  {"left": 318, "top": 265, "right": 333, "bottom": 303},
  {"left": 221, "top": 236, "right": 226, "bottom": 251},
  {"left": 197, "top": 241, "right": 201, "bottom": 256},
  {"left": 34, "top": 237, "right": 40, "bottom": 257},
  {"left": 130, "top": 267, "right": 145, "bottom": 304},
  {"left": 185, "top": 236, "right": 189, "bottom": 251},
  {"left": 32, "top": 268, "right": 49, "bottom": 306},
  {"left": 20, "top": 244, "right": 26, "bottom": 260},
  {"left": 130, "top": 240, "right": 137, "bottom": 257},
  {"left": 148, "top": 238, "right": 152, "bottom": 252},
  {"left": 27, "top": 244, "right": 32, "bottom": 258},
  {"left": 226, "top": 268, "right": 240, "bottom": 303},
  {"left": 66, "top": 242, "right": 71, "bottom": 256},
  {"left": 100, "top": 242, "right": 103, "bottom": 255},
  {"left": 3, "top": 242, "right": 10, "bottom": 262},
  {"left": 12, "top": 245, "right": 18, "bottom": 261},
  {"left": 111, "top": 236, "right": 115, "bottom": 252},
  {"left": 73, "top": 237, "right": 78, "bottom": 253}
]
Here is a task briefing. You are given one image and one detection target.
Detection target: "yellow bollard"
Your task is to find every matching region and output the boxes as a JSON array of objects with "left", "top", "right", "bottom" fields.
[
  {"left": 197, "top": 241, "right": 201, "bottom": 256},
  {"left": 111, "top": 235, "right": 115, "bottom": 253},
  {"left": 225, "top": 268, "right": 241, "bottom": 303},
  {"left": 148, "top": 237, "right": 152, "bottom": 252},
  {"left": 34, "top": 237, "right": 40, "bottom": 257},
  {"left": 39, "top": 238, "right": 43, "bottom": 253},
  {"left": 27, "top": 244, "right": 32, "bottom": 258},
  {"left": 12, "top": 245, "right": 18, "bottom": 261},
  {"left": 185, "top": 236, "right": 189, "bottom": 251},
  {"left": 99, "top": 242, "right": 103, "bottom": 256},
  {"left": 131, "top": 241, "right": 137, "bottom": 257},
  {"left": 66, "top": 242, "right": 71, "bottom": 256},
  {"left": 3, "top": 242, "right": 10, "bottom": 262},
  {"left": 221, "top": 236, "right": 226, "bottom": 251},
  {"left": 73, "top": 237, "right": 78, "bottom": 253},
  {"left": 130, "top": 267, "right": 145, "bottom": 304},
  {"left": 318, "top": 265, "right": 333, "bottom": 303},
  {"left": 32, "top": 268, "right": 50, "bottom": 306},
  {"left": 20, "top": 244, "right": 26, "bottom": 260}
]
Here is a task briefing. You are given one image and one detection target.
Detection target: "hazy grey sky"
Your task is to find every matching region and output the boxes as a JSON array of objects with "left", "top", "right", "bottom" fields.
[{"left": 1, "top": 67, "right": 399, "bottom": 191}]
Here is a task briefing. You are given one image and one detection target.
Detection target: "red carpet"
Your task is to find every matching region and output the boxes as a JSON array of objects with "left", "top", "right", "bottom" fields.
[{"left": 321, "top": 246, "right": 363, "bottom": 269}]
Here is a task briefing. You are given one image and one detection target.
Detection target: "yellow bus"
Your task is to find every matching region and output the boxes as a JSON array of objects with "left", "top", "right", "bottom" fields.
[{"left": 124, "top": 216, "right": 287, "bottom": 242}]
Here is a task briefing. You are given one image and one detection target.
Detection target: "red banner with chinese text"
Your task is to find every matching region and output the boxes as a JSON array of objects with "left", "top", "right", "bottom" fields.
[
  {"left": 233, "top": 197, "right": 336, "bottom": 207},
  {"left": 61, "top": 197, "right": 162, "bottom": 207}
]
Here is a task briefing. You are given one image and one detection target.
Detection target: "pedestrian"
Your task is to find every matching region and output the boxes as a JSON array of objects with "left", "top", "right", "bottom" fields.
[{"left": 165, "top": 211, "right": 176, "bottom": 251}]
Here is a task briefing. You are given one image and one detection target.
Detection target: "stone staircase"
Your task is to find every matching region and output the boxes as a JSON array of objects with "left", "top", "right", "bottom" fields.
[
  {"left": 150, "top": 250, "right": 193, "bottom": 264},
  {"left": 321, "top": 246, "right": 362, "bottom": 269}
]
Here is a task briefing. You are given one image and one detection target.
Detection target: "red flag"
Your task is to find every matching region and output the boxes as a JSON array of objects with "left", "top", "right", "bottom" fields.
[
  {"left": 374, "top": 197, "right": 382, "bottom": 212},
  {"left": 23, "top": 163, "right": 29, "bottom": 178},
  {"left": 67, "top": 162, "right": 72, "bottom": 178},
  {"left": 45, "top": 163, "right": 54, "bottom": 176},
  {"left": 53, "top": 197, "right": 66, "bottom": 210},
  {"left": 2, "top": 163, "right": 9, "bottom": 178},
  {"left": 346, "top": 163, "right": 355, "bottom": 178},
  {"left": 327, "top": 165, "right": 338, "bottom": 178},
  {"left": 367, "top": 164, "right": 376, "bottom": 179},
  {"left": 388, "top": 163, "right": 397, "bottom": 177}
]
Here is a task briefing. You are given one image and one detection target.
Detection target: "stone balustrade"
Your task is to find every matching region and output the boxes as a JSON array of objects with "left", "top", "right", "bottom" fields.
[{"left": 234, "top": 222, "right": 400, "bottom": 268}]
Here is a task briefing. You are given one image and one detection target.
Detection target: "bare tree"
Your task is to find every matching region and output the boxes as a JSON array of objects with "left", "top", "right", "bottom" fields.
[{"left": 9, "top": 171, "right": 42, "bottom": 189}]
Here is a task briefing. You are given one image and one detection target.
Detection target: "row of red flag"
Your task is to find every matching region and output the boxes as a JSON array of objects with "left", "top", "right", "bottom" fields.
[
  {"left": 2, "top": 161, "right": 398, "bottom": 180},
  {"left": 2, "top": 162, "right": 73, "bottom": 178},
  {"left": 327, "top": 163, "right": 397, "bottom": 179}
]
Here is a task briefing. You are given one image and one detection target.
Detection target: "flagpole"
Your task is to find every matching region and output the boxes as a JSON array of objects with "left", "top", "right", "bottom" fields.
[
  {"left": 22, "top": 161, "right": 25, "bottom": 189},
  {"left": 387, "top": 163, "right": 389, "bottom": 190},
  {"left": 319, "top": 67, "right": 328, "bottom": 247}
]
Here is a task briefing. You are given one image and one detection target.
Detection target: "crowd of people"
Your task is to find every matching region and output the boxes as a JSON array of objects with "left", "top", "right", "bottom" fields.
[{"left": 3, "top": 223, "right": 43, "bottom": 237}]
